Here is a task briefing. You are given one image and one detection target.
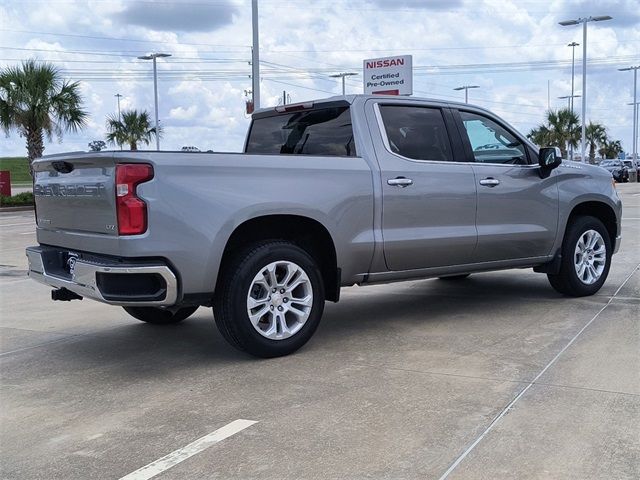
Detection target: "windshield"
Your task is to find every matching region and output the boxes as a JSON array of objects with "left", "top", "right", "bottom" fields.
[{"left": 600, "top": 161, "right": 617, "bottom": 167}]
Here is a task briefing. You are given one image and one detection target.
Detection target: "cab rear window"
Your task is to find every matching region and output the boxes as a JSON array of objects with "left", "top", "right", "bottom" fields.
[{"left": 245, "top": 107, "right": 356, "bottom": 157}]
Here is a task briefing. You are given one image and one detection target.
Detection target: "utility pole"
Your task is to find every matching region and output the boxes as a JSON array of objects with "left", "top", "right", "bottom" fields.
[
  {"left": 330, "top": 72, "right": 358, "bottom": 95},
  {"left": 560, "top": 15, "right": 613, "bottom": 162},
  {"left": 251, "top": 0, "right": 260, "bottom": 110},
  {"left": 619, "top": 66, "right": 639, "bottom": 162}
]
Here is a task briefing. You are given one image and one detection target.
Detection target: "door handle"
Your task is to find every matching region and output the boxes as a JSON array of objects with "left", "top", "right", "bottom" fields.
[
  {"left": 387, "top": 177, "right": 413, "bottom": 187},
  {"left": 479, "top": 177, "right": 500, "bottom": 187}
]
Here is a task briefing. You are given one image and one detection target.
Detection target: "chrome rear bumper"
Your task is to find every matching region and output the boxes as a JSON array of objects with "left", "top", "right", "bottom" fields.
[{"left": 26, "top": 246, "right": 178, "bottom": 306}]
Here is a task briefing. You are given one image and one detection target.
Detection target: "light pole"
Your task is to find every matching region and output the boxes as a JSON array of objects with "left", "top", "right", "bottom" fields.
[
  {"left": 114, "top": 93, "right": 123, "bottom": 121},
  {"left": 453, "top": 85, "right": 479, "bottom": 103},
  {"left": 114, "top": 93, "right": 123, "bottom": 150},
  {"left": 619, "top": 66, "right": 639, "bottom": 162},
  {"left": 137, "top": 52, "right": 171, "bottom": 151},
  {"left": 330, "top": 73, "right": 358, "bottom": 95},
  {"left": 251, "top": 0, "right": 260, "bottom": 110},
  {"left": 568, "top": 42, "right": 579, "bottom": 113},
  {"left": 630, "top": 102, "right": 640, "bottom": 160},
  {"left": 558, "top": 94, "right": 581, "bottom": 110},
  {"left": 559, "top": 15, "right": 613, "bottom": 162}
]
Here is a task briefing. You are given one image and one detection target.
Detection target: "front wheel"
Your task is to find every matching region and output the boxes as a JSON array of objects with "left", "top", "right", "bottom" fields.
[
  {"left": 547, "top": 216, "right": 611, "bottom": 297},
  {"left": 123, "top": 306, "right": 198, "bottom": 324},
  {"left": 213, "top": 241, "right": 325, "bottom": 358}
]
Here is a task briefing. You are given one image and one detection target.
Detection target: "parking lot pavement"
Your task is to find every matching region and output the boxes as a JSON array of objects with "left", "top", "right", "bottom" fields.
[{"left": 1, "top": 184, "right": 638, "bottom": 480}]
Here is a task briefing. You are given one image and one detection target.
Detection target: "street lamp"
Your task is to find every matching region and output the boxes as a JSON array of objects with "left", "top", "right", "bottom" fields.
[
  {"left": 251, "top": 0, "right": 260, "bottom": 110},
  {"left": 330, "top": 72, "right": 358, "bottom": 95},
  {"left": 619, "top": 66, "right": 639, "bottom": 162},
  {"left": 567, "top": 42, "right": 579, "bottom": 113},
  {"left": 559, "top": 15, "right": 613, "bottom": 162},
  {"left": 558, "top": 94, "right": 581, "bottom": 110},
  {"left": 137, "top": 52, "right": 172, "bottom": 151},
  {"left": 114, "top": 93, "right": 123, "bottom": 150},
  {"left": 453, "top": 85, "right": 479, "bottom": 103}
]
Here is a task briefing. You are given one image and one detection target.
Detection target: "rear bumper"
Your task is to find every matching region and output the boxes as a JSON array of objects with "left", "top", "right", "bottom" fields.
[{"left": 26, "top": 246, "right": 178, "bottom": 306}]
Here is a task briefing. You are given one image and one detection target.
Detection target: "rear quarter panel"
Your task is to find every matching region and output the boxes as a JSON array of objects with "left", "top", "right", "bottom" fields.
[{"left": 117, "top": 152, "right": 375, "bottom": 295}]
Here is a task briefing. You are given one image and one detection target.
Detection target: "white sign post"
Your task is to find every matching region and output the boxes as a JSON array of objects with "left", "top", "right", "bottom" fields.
[{"left": 363, "top": 55, "right": 413, "bottom": 95}]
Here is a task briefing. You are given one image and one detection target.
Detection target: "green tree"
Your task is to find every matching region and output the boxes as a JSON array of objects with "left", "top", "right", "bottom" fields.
[
  {"left": 527, "top": 108, "right": 580, "bottom": 158},
  {"left": 585, "top": 122, "right": 607, "bottom": 163},
  {"left": 88, "top": 140, "right": 106, "bottom": 152},
  {"left": 0, "top": 59, "right": 88, "bottom": 166},
  {"left": 105, "top": 109, "right": 159, "bottom": 151},
  {"left": 598, "top": 139, "right": 623, "bottom": 159}
]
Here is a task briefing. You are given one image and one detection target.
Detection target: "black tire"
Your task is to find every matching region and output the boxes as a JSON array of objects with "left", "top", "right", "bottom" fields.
[
  {"left": 547, "top": 216, "right": 611, "bottom": 297},
  {"left": 123, "top": 306, "right": 198, "bottom": 324},
  {"left": 213, "top": 241, "right": 325, "bottom": 358},
  {"left": 438, "top": 274, "right": 471, "bottom": 281}
]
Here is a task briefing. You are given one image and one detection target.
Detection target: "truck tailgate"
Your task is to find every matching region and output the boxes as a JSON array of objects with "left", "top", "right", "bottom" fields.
[{"left": 33, "top": 153, "right": 118, "bottom": 236}]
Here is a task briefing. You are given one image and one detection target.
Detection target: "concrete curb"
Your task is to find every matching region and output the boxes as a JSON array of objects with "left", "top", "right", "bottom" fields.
[{"left": 0, "top": 205, "right": 35, "bottom": 213}]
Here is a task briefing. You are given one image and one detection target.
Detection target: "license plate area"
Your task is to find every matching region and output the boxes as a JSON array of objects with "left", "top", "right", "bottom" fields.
[{"left": 40, "top": 249, "right": 81, "bottom": 280}]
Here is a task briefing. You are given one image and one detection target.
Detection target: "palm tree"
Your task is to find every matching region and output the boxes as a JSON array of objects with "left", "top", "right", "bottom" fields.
[
  {"left": 105, "top": 109, "right": 160, "bottom": 150},
  {"left": 598, "top": 139, "right": 623, "bottom": 160},
  {"left": 0, "top": 59, "right": 88, "bottom": 166},
  {"left": 527, "top": 108, "right": 580, "bottom": 158},
  {"left": 527, "top": 124, "right": 552, "bottom": 149},
  {"left": 585, "top": 122, "right": 607, "bottom": 163}
]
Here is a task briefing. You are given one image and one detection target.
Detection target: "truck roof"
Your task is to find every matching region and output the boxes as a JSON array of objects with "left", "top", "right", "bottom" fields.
[{"left": 251, "top": 94, "right": 488, "bottom": 116}]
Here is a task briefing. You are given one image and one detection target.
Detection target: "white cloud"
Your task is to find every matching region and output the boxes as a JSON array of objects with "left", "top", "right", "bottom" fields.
[{"left": 0, "top": 0, "right": 638, "bottom": 158}]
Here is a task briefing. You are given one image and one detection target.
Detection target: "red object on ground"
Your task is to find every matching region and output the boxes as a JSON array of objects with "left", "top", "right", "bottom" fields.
[{"left": 0, "top": 171, "right": 11, "bottom": 197}]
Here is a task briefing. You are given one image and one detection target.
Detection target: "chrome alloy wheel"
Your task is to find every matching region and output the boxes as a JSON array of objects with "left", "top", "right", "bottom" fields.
[
  {"left": 574, "top": 229, "right": 606, "bottom": 285},
  {"left": 246, "top": 260, "right": 313, "bottom": 340}
]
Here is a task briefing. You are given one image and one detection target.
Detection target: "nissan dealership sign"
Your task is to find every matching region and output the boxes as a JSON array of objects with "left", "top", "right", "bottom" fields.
[{"left": 363, "top": 55, "right": 413, "bottom": 96}]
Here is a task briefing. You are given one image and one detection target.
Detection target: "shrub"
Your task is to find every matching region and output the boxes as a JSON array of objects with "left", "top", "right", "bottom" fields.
[{"left": 0, "top": 192, "right": 34, "bottom": 206}]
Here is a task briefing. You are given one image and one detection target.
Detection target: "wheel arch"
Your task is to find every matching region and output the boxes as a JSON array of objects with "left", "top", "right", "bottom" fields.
[
  {"left": 215, "top": 214, "right": 340, "bottom": 302},
  {"left": 567, "top": 201, "right": 618, "bottom": 250}
]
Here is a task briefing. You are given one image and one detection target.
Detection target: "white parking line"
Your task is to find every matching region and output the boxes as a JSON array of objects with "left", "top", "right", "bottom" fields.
[
  {"left": 437, "top": 263, "right": 640, "bottom": 480},
  {"left": 0, "top": 222, "right": 34, "bottom": 227},
  {"left": 118, "top": 419, "right": 258, "bottom": 480}
]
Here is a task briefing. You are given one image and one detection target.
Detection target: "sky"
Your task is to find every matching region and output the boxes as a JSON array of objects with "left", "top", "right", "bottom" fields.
[{"left": 0, "top": 0, "right": 639, "bottom": 157}]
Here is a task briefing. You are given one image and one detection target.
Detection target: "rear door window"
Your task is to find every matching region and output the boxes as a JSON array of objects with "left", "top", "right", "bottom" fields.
[
  {"left": 378, "top": 105, "right": 453, "bottom": 162},
  {"left": 246, "top": 107, "right": 356, "bottom": 157}
]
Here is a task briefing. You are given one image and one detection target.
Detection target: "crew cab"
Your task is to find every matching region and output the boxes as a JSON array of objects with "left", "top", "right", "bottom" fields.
[{"left": 27, "top": 95, "right": 622, "bottom": 357}]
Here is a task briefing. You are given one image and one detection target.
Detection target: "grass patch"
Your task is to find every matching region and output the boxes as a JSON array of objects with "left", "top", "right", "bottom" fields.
[
  {"left": 0, "top": 157, "right": 31, "bottom": 183},
  {"left": 0, "top": 191, "right": 34, "bottom": 207}
]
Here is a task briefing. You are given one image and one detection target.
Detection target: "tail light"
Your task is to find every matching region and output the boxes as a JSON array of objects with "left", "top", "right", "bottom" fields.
[{"left": 115, "top": 163, "right": 153, "bottom": 235}]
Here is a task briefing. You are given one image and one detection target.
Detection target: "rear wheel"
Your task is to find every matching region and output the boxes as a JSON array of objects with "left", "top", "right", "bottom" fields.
[
  {"left": 213, "top": 241, "right": 325, "bottom": 358},
  {"left": 547, "top": 216, "right": 611, "bottom": 297},
  {"left": 123, "top": 306, "right": 198, "bottom": 324}
]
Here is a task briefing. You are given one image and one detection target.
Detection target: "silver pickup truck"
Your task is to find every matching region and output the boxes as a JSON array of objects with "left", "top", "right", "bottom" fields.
[{"left": 27, "top": 95, "right": 622, "bottom": 357}]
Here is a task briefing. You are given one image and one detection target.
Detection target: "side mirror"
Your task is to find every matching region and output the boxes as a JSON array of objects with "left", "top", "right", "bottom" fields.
[{"left": 538, "top": 147, "right": 562, "bottom": 170}]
